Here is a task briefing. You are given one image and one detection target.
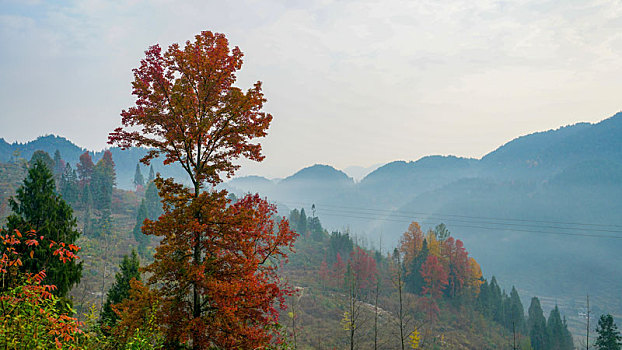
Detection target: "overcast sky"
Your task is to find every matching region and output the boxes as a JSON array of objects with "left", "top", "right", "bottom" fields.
[{"left": 1, "top": 0, "right": 621, "bottom": 178}]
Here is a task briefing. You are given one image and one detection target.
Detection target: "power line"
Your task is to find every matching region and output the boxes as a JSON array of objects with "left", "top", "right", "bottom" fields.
[
  {"left": 279, "top": 201, "right": 622, "bottom": 239},
  {"left": 315, "top": 207, "right": 622, "bottom": 235},
  {"left": 281, "top": 200, "right": 622, "bottom": 229},
  {"left": 315, "top": 212, "right": 622, "bottom": 239}
]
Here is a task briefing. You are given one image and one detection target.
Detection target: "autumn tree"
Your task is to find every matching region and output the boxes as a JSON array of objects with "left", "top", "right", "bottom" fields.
[
  {"left": 348, "top": 247, "right": 378, "bottom": 291},
  {"left": 443, "top": 237, "right": 469, "bottom": 298},
  {"left": 331, "top": 253, "right": 347, "bottom": 288},
  {"left": 420, "top": 255, "right": 448, "bottom": 322},
  {"left": 76, "top": 152, "right": 94, "bottom": 189},
  {"left": 399, "top": 222, "right": 424, "bottom": 267},
  {"left": 109, "top": 30, "right": 295, "bottom": 349}
]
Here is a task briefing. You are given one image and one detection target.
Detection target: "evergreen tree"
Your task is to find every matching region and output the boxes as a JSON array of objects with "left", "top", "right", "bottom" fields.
[
  {"left": 92, "top": 150, "right": 116, "bottom": 210},
  {"left": 405, "top": 238, "right": 428, "bottom": 294},
  {"left": 4, "top": 160, "right": 82, "bottom": 297},
  {"left": 29, "top": 150, "right": 54, "bottom": 171},
  {"left": 59, "top": 163, "right": 79, "bottom": 204},
  {"left": 477, "top": 279, "right": 491, "bottom": 318},
  {"left": 147, "top": 165, "right": 155, "bottom": 183},
  {"left": 288, "top": 209, "right": 301, "bottom": 231},
  {"left": 308, "top": 216, "right": 324, "bottom": 241},
  {"left": 547, "top": 305, "right": 574, "bottom": 350},
  {"left": 100, "top": 250, "right": 141, "bottom": 333},
  {"left": 298, "top": 208, "right": 308, "bottom": 234},
  {"left": 509, "top": 286, "right": 526, "bottom": 334},
  {"left": 133, "top": 200, "right": 150, "bottom": 256},
  {"left": 144, "top": 181, "right": 163, "bottom": 220},
  {"left": 52, "top": 149, "right": 65, "bottom": 186},
  {"left": 528, "top": 297, "right": 549, "bottom": 350},
  {"left": 595, "top": 314, "right": 622, "bottom": 350},
  {"left": 328, "top": 231, "right": 353, "bottom": 264},
  {"left": 562, "top": 316, "right": 574, "bottom": 350},
  {"left": 133, "top": 163, "right": 145, "bottom": 188},
  {"left": 489, "top": 276, "right": 504, "bottom": 324}
]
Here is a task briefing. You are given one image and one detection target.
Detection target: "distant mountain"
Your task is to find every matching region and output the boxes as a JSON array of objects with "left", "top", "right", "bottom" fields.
[
  {"left": 0, "top": 135, "right": 190, "bottom": 189},
  {"left": 281, "top": 164, "right": 353, "bottom": 184},
  {"left": 481, "top": 112, "right": 622, "bottom": 179},
  {"left": 0, "top": 135, "right": 86, "bottom": 163},
  {"left": 359, "top": 156, "right": 479, "bottom": 208}
]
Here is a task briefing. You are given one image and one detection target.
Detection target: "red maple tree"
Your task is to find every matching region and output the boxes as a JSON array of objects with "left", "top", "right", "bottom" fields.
[
  {"left": 348, "top": 247, "right": 378, "bottom": 291},
  {"left": 420, "top": 255, "right": 448, "bottom": 321},
  {"left": 109, "top": 30, "right": 296, "bottom": 349}
]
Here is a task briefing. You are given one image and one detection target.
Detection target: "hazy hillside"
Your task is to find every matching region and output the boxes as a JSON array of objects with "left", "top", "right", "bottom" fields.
[
  {"left": 0, "top": 135, "right": 190, "bottom": 188},
  {"left": 219, "top": 112, "right": 622, "bottom": 338},
  {"left": 2, "top": 112, "right": 622, "bottom": 338}
]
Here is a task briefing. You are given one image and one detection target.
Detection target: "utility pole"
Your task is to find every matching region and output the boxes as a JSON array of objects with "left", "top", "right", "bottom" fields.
[
  {"left": 513, "top": 320, "right": 517, "bottom": 350},
  {"left": 586, "top": 294, "right": 590, "bottom": 350}
]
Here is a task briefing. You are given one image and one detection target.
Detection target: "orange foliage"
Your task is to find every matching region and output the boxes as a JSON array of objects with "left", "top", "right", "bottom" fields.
[
  {"left": 139, "top": 185, "right": 297, "bottom": 348},
  {"left": 399, "top": 222, "right": 424, "bottom": 266},
  {"left": 0, "top": 229, "right": 82, "bottom": 349}
]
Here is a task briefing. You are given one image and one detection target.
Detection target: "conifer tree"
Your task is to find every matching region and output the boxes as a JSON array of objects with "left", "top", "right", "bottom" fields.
[
  {"left": 29, "top": 150, "right": 54, "bottom": 171},
  {"left": 528, "top": 297, "right": 549, "bottom": 350},
  {"left": 147, "top": 165, "right": 155, "bottom": 183},
  {"left": 59, "top": 163, "right": 79, "bottom": 204},
  {"left": 133, "top": 163, "right": 145, "bottom": 188},
  {"left": 548, "top": 305, "right": 574, "bottom": 350},
  {"left": 509, "top": 286, "right": 526, "bottom": 334},
  {"left": 489, "top": 276, "right": 504, "bottom": 324},
  {"left": 308, "top": 216, "right": 324, "bottom": 241},
  {"left": 298, "top": 208, "right": 308, "bottom": 234},
  {"left": 53, "top": 149, "right": 65, "bottom": 186},
  {"left": 405, "top": 238, "right": 428, "bottom": 294},
  {"left": 4, "top": 160, "right": 82, "bottom": 297},
  {"left": 92, "top": 150, "right": 116, "bottom": 210},
  {"left": 133, "top": 200, "right": 149, "bottom": 256},
  {"left": 100, "top": 250, "right": 141, "bottom": 333},
  {"left": 144, "top": 181, "right": 162, "bottom": 220},
  {"left": 595, "top": 314, "right": 622, "bottom": 350},
  {"left": 477, "top": 279, "right": 491, "bottom": 317}
]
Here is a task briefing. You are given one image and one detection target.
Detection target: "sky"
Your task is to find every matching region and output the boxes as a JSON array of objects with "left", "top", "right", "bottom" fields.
[{"left": 1, "top": 0, "right": 621, "bottom": 179}]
